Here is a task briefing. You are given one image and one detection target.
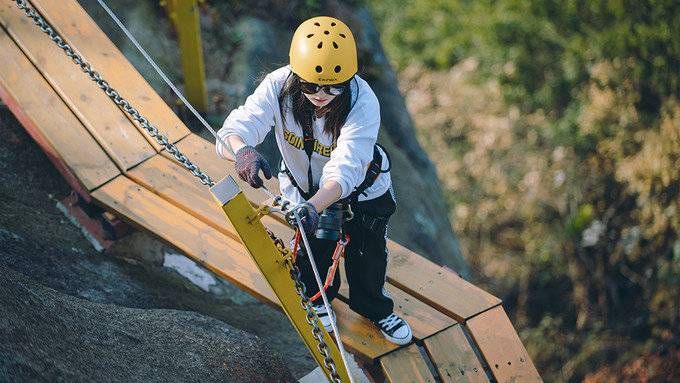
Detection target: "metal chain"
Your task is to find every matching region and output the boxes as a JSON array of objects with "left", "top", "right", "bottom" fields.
[
  {"left": 14, "top": 0, "right": 214, "bottom": 187},
  {"left": 16, "top": 1, "right": 342, "bottom": 380},
  {"left": 266, "top": 229, "right": 342, "bottom": 383}
]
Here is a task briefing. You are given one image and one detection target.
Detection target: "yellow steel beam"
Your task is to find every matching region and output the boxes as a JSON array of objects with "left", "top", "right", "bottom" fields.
[
  {"left": 161, "top": 0, "right": 208, "bottom": 112},
  {"left": 210, "top": 176, "right": 351, "bottom": 383}
]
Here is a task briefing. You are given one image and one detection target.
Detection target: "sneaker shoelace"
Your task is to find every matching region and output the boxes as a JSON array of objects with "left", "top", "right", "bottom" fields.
[{"left": 378, "top": 313, "right": 403, "bottom": 331}]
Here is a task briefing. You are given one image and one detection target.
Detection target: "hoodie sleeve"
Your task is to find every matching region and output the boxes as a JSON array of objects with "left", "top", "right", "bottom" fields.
[
  {"left": 215, "top": 73, "right": 278, "bottom": 160},
  {"left": 319, "top": 88, "right": 381, "bottom": 199}
]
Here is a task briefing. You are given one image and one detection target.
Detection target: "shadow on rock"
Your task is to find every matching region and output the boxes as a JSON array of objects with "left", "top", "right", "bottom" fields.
[{"left": 0, "top": 265, "right": 295, "bottom": 383}]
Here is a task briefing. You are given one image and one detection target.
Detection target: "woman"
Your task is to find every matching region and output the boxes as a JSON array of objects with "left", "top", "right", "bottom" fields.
[{"left": 215, "top": 16, "right": 412, "bottom": 345}]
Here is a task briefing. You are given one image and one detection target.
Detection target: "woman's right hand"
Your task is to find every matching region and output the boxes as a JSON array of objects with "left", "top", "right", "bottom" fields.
[
  {"left": 285, "top": 202, "right": 320, "bottom": 235},
  {"left": 234, "top": 145, "right": 272, "bottom": 188}
]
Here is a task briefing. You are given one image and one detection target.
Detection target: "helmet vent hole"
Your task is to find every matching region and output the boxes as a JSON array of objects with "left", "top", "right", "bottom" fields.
[
  {"left": 331, "top": 22, "right": 336, "bottom": 26},
  {"left": 339, "top": 33, "right": 346, "bottom": 38},
  {"left": 315, "top": 65, "right": 323, "bottom": 73},
  {"left": 306, "top": 34, "right": 314, "bottom": 38},
  {"left": 324, "top": 30, "right": 330, "bottom": 35},
  {"left": 317, "top": 42, "right": 323, "bottom": 49},
  {"left": 334, "top": 65, "right": 341, "bottom": 73},
  {"left": 314, "top": 22, "right": 320, "bottom": 26},
  {"left": 333, "top": 41, "right": 338, "bottom": 49}
]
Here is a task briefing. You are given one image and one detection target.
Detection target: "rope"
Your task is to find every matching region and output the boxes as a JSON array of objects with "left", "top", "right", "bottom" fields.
[{"left": 95, "top": 0, "right": 229, "bottom": 151}]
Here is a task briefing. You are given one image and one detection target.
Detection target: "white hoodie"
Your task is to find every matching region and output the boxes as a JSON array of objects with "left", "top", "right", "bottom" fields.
[{"left": 216, "top": 66, "right": 391, "bottom": 204}]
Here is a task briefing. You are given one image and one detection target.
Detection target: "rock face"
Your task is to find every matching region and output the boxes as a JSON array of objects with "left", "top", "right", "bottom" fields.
[
  {"left": 0, "top": 108, "right": 309, "bottom": 380},
  {"left": 0, "top": 265, "right": 293, "bottom": 383}
]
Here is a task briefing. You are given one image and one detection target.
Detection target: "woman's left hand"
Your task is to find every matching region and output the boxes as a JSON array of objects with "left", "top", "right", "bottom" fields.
[{"left": 234, "top": 145, "right": 272, "bottom": 188}]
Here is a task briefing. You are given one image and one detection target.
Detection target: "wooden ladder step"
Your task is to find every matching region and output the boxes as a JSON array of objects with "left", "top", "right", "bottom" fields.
[
  {"left": 29, "top": 0, "right": 190, "bottom": 150},
  {"left": 423, "top": 324, "right": 489, "bottom": 382},
  {"left": 466, "top": 306, "right": 543, "bottom": 382},
  {"left": 380, "top": 344, "right": 436, "bottom": 383},
  {"left": 339, "top": 261, "right": 457, "bottom": 345},
  {"left": 386, "top": 242, "right": 501, "bottom": 321},
  {"left": 0, "top": 1, "right": 156, "bottom": 170},
  {"left": 0, "top": 25, "right": 119, "bottom": 194},
  {"left": 165, "top": 133, "right": 281, "bottom": 206},
  {"left": 127, "top": 143, "right": 288, "bottom": 243},
  {"left": 91, "top": 174, "right": 278, "bottom": 303}
]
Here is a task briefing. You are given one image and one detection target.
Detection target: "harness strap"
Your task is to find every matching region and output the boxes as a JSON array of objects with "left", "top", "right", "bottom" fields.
[
  {"left": 282, "top": 143, "right": 389, "bottom": 204},
  {"left": 303, "top": 125, "right": 316, "bottom": 198},
  {"left": 350, "top": 143, "right": 385, "bottom": 201},
  {"left": 291, "top": 229, "right": 349, "bottom": 303}
]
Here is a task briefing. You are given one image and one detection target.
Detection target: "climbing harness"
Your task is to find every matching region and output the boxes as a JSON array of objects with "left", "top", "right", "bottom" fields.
[
  {"left": 13, "top": 1, "right": 353, "bottom": 382},
  {"left": 281, "top": 129, "right": 391, "bottom": 203}
]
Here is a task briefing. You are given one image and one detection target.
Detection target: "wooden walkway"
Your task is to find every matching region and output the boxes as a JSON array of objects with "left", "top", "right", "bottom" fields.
[{"left": 0, "top": 1, "right": 542, "bottom": 381}]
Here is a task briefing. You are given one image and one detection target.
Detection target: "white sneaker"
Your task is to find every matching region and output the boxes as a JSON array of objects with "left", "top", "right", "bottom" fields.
[
  {"left": 375, "top": 313, "right": 412, "bottom": 345},
  {"left": 313, "top": 304, "right": 336, "bottom": 333}
]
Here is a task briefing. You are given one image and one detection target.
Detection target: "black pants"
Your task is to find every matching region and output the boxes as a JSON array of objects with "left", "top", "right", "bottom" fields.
[{"left": 295, "top": 189, "right": 396, "bottom": 323}]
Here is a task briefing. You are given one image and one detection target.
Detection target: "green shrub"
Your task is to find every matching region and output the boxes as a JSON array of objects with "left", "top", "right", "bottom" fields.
[{"left": 368, "top": 0, "right": 680, "bottom": 380}]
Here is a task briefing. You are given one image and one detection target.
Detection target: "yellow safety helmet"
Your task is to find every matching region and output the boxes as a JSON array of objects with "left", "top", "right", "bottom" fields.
[{"left": 289, "top": 16, "right": 358, "bottom": 85}]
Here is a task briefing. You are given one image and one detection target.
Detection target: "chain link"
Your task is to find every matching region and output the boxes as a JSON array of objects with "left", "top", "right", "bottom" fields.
[
  {"left": 267, "top": 229, "right": 342, "bottom": 383},
  {"left": 14, "top": 0, "right": 214, "bottom": 187}
]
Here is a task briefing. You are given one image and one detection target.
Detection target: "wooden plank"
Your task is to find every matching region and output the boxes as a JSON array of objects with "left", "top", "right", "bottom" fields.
[
  {"left": 380, "top": 344, "right": 436, "bottom": 383},
  {"left": 30, "top": 0, "right": 190, "bottom": 150},
  {"left": 0, "top": 26, "right": 119, "bottom": 193},
  {"left": 167, "top": 133, "right": 280, "bottom": 207},
  {"left": 126, "top": 150, "right": 291, "bottom": 244},
  {"left": 423, "top": 325, "right": 489, "bottom": 383},
  {"left": 334, "top": 299, "right": 399, "bottom": 359},
  {"left": 91, "top": 175, "right": 277, "bottom": 304},
  {"left": 127, "top": 153, "right": 240, "bottom": 239},
  {"left": 388, "top": 284, "right": 456, "bottom": 340},
  {"left": 338, "top": 261, "right": 457, "bottom": 341},
  {"left": 466, "top": 306, "right": 542, "bottom": 382},
  {"left": 386, "top": 242, "right": 501, "bottom": 321},
  {"left": 0, "top": 1, "right": 156, "bottom": 170}
]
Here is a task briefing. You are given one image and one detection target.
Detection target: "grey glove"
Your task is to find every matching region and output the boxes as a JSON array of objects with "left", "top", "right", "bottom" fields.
[
  {"left": 234, "top": 145, "right": 272, "bottom": 188},
  {"left": 286, "top": 202, "right": 320, "bottom": 235}
]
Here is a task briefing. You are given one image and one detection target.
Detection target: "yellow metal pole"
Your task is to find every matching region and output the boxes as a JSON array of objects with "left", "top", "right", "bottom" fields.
[
  {"left": 161, "top": 0, "right": 208, "bottom": 112},
  {"left": 210, "top": 176, "right": 351, "bottom": 383}
]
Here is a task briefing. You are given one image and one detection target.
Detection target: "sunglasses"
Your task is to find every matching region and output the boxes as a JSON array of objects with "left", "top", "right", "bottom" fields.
[{"left": 300, "top": 81, "right": 347, "bottom": 96}]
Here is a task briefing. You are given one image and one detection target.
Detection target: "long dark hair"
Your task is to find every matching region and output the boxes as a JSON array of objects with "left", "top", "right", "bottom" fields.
[{"left": 278, "top": 72, "right": 357, "bottom": 141}]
